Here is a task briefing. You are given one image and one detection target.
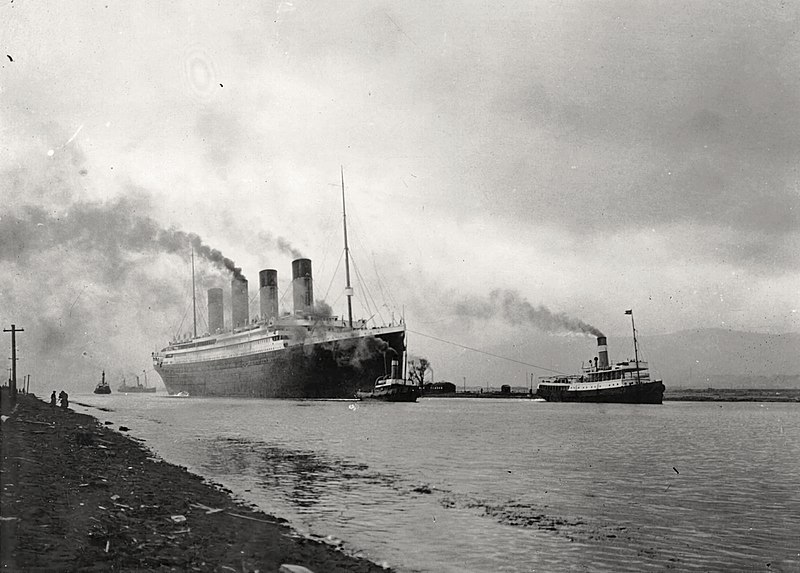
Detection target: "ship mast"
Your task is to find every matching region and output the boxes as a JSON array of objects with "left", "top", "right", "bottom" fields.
[
  {"left": 341, "top": 166, "right": 354, "bottom": 328},
  {"left": 191, "top": 247, "right": 197, "bottom": 338},
  {"left": 627, "top": 309, "right": 641, "bottom": 384}
]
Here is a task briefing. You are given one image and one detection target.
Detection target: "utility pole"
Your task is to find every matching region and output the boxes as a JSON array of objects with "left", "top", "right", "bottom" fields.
[{"left": 3, "top": 324, "right": 24, "bottom": 399}]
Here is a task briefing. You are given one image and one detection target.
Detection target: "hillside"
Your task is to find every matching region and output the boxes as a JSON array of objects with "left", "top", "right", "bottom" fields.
[{"left": 639, "top": 329, "right": 800, "bottom": 388}]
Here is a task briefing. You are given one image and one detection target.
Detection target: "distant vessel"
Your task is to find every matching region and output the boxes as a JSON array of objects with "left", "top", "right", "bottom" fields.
[
  {"left": 537, "top": 310, "right": 665, "bottom": 404},
  {"left": 152, "top": 170, "right": 406, "bottom": 398},
  {"left": 356, "top": 359, "right": 420, "bottom": 402},
  {"left": 93, "top": 370, "right": 112, "bottom": 395},
  {"left": 118, "top": 372, "right": 157, "bottom": 394}
]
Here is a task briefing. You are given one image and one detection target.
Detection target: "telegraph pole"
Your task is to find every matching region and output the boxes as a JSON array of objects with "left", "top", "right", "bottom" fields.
[{"left": 3, "top": 324, "right": 24, "bottom": 399}]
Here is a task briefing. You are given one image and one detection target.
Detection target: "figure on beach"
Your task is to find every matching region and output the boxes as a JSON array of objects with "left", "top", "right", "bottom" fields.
[
  {"left": 50, "top": 391, "right": 57, "bottom": 407},
  {"left": 58, "top": 390, "right": 69, "bottom": 409}
]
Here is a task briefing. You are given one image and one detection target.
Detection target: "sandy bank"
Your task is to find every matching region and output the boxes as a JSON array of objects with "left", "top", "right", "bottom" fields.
[{"left": 0, "top": 389, "right": 391, "bottom": 572}]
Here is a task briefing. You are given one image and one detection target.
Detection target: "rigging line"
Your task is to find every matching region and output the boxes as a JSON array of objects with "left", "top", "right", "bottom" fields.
[
  {"left": 406, "top": 329, "right": 568, "bottom": 375},
  {"left": 350, "top": 254, "right": 385, "bottom": 325},
  {"left": 353, "top": 255, "right": 381, "bottom": 318},
  {"left": 322, "top": 250, "right": 344, "bottom": 303},
  {"left": 371, "top": 254, "right": 399, "bottom": 312},
  {"left": 173, "top": 298, "right": 193, "bottom": 340},
  {"left": 349, "top": 208, "right": 400, "bottom": 315}
]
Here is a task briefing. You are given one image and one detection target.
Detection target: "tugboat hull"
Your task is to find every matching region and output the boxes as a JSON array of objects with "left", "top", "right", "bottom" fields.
[
  {"left": 537, "top": 380, "right": 665, "bottom": 404},
  {"left": 356, "top": 383, "right": 420, "bottom": 402}
]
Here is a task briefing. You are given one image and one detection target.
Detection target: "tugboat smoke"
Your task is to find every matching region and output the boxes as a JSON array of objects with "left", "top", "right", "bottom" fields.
[{"left": 455, "top": 289, "right": 604, "bottom": 337}]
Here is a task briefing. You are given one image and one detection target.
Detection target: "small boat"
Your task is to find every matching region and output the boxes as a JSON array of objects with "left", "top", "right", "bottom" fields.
[
  {"left": 93, "top": 370, "right": 112, "bottom": 395},
  {"left": 356, "top": 359, "right": 420, "bottom": 402},
  {"left": 166, "top": 391, "right": 190, "bottom": 398},
  {"left": 536, "top": 310, "right": 665, "bottom": 404}
]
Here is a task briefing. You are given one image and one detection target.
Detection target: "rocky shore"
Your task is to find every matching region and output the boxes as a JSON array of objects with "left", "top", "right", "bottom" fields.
[{"left": 0, "top": 389, "right": 390, "bottom": 572}]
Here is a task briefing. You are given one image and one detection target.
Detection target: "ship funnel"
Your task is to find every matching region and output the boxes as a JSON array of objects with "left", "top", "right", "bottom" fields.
[
  {"left": 292, "top": 258, "right": 313, "bottom": 316},
  {"left": 208, "top": 288, "right": 224, "bottom": 333},
  {"left": 259, "top": 269, "right": 279, "bottom": 321},
  {"left": 597, "top": 336, "right": 609, "bottom": 369},
  {"left": 231, "top": 276, "right": 249, "bottom": 328},
  {"left": 390, "top": 359, "right": 400, "bottom": 380}
]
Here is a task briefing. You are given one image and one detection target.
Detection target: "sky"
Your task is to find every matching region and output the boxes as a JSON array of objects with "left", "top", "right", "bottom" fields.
[{"left": 2, "top": 1, "right": 799, "bottom": 390}]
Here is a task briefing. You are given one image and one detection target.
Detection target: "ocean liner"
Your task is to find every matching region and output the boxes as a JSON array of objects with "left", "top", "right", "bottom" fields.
[
  {"left": 152, "top": 173, "right": 406, "bottom": 399},
  {"left": 536, "top": 310, "right": 665, "bottom": 404}
]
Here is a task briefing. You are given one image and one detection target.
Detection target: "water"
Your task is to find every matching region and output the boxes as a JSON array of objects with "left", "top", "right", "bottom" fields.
[{"left": 73, "top": 395, "right": 800, "bottom": 572}]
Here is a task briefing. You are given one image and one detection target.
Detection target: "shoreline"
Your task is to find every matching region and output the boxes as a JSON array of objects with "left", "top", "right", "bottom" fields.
[{"left": 0, "top": 389, "right": 391, "bottom": 572}]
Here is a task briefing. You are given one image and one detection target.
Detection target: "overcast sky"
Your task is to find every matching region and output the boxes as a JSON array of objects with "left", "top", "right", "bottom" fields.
[{"left": 2, "top": 1, "right": 798, "bottom": 387}]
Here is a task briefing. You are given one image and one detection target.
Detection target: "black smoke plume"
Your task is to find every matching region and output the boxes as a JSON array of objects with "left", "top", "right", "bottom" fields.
[
  {"left": 1, "top": 196, "right": 244, "bottom": 280},
  {"left": 455, "top": 289, "right": 604, "bottom": 337}
]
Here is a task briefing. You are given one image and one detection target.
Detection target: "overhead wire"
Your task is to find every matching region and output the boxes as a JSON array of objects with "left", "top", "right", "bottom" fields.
[{"left": 407, "top": 329, "right": 568, "bottom": 375}]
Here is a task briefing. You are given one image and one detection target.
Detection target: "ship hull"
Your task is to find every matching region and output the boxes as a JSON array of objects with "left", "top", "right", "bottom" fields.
[
  {"left": 356, "top": 383, "right": 420, "bottom": 402},
  {"left": 537, "top": 380, "right": 665, "bottom": 404},
  {"left": 118, "top": 387, "right": 157, "bottom": 393},
  {"left": 154, "top": 328, "right": 405, "bottom": 399}
]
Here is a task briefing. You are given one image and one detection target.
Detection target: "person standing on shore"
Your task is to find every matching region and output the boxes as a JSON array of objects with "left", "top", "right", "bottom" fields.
[
  {"left": 50, "top": 391, "right": 57, "bottom": 408},
  {"left": 58, "top": 390, "right": 69, "bottom": 409}
]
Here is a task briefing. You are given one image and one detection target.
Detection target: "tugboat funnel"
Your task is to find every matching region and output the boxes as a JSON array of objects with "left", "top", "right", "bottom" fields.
[
  {"left": 390, "top": 359, "right": 400, "bottom": 380},
  {"left": 597, "top": 336, "right": 609, "bottom": 369}
]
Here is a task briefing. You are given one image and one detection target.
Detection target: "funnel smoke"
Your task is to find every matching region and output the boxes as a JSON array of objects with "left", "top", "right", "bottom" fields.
[
  {"left": 455, "top": 289, "right": 604, "bottom": 337},
  {"left": 257, "top": 231, "right": 303, "bottom": 259},
  {"left": 0, "top": 196, "right": 244, "bottom": 279}
]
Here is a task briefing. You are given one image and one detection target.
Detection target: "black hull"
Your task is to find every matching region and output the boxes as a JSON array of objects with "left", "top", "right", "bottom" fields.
[
  {"left": 118, "top": 387, "right": 157, "bottom": 393},
  {"left": 537, "top": 381, "right": 665, "bottom": 404},
  {"left": 93, "top": 387, "right": 111, "bottom": 395},
  {"left": 356, "top": 384, "right": 420, "bottom": 402},
  {"left": 154, "top": 329, "right": 405, "bottom": 399}
]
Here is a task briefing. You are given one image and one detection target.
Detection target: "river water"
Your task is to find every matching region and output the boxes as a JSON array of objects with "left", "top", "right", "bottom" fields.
[{"left": 73, "top": 395, "right": 800, "bottom": 572}]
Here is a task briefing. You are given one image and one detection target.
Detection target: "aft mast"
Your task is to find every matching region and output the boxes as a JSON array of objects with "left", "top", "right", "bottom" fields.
[
  {"left": 626, "top": 309, "right": 641, "bottom": 384},
  {"left": 191, "top": 248, "right": 197, "bottom": 338},
  {"left": 341, "top": 166, "right": 354, "bottom": 328}
]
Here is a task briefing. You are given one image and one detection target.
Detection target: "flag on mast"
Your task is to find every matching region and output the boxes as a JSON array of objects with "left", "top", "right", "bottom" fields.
[{"left": 624, "top": 309, "right": 632, "bottom": 315}]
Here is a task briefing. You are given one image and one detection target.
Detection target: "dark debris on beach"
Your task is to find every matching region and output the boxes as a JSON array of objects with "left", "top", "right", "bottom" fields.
[{"left": 0, "top": 389, "right": 391, "bottom": 572}]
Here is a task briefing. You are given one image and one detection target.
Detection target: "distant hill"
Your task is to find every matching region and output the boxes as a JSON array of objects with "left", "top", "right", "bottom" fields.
[{"left": 638, "top": 329, "right": 800, "bottom": 388}]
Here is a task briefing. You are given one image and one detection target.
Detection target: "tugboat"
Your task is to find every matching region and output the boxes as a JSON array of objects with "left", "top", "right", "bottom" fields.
[
  {"left": 93, "top": 370, "right": 112, "bottom": 395},
  {"left": 536, "top": 310, "right": 665, "bottom": 404},
  {"left": 356, "top": 358, "right": 420, "bottom": 402}
]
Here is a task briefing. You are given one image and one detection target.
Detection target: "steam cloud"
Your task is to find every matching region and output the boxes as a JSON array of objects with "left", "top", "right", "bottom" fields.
[{"left": 455, "top": 289, "right": 604, "bottom": 337}]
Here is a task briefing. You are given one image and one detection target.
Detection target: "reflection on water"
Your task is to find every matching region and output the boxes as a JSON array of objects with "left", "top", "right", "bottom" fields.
[
  {"left": 204, "top": 438, "right": 397, "bottom": 510},
  {"left": 74, "top": 395, "right": 800, "bottom": 573}
]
